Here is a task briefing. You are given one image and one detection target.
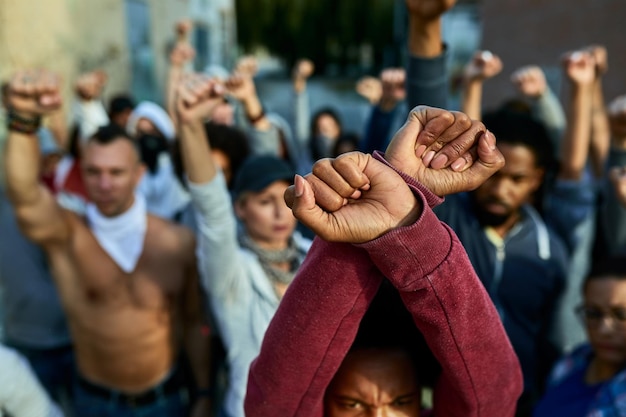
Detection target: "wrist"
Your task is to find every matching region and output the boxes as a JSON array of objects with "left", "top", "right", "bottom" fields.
[{"left": 7, "top": 109, "right": 41, "bottom": 135}]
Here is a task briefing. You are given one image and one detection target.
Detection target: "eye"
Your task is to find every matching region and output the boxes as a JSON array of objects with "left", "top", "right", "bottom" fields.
[
  {"left": 580, "top": 307, "right": 604, "bottom": 321},
  {"left": 613, "top": 308, "right": 626, "bottom": 322},
  {"left": 337, "top": 400, "right": 363, "bottom": 410},
  {"left": 391, "top": 396, "right": 417, "bottom": 407}
]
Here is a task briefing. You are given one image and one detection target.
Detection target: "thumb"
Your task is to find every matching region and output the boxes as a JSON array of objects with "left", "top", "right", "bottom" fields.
[
  {"left": 465, "top": 131, "right": 505, "bottom": 189},
  {"left": 286, "top": 175, "right": 328, "bottom": 235}
]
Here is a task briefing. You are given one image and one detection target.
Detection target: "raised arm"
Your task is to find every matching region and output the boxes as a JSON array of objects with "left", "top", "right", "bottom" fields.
[
  {"left": 405, "top": 0, "right": 455, "bottom": 109},
  {"left": 601, "top": 95, "right": 626, "bottom": 254},
  {"left": 461, "top": 50, "right": 503, "bottom": 121},
  {"left": 558, "top": 50, "right": 596, "bottom": 180},
  {"left": 511, "top": 65, "right": 566, "bottom": 152},
  {"left": 3, "top": 70, "right": 70, "bottom": 246},
  {"left": 166, "top": 20, "right": 196, "bottom": 128},
  {"left": 174, "top": 73, "right": 251, "bottom": 299},
  {"left": 246, "top": 107, "right": 520, "bottom": 417},
  {"left": 292, "top": 59, "right": 314, "bottom": 144},
  {"left": 587, "top": 45, "right": 611, "bottom": 177}
]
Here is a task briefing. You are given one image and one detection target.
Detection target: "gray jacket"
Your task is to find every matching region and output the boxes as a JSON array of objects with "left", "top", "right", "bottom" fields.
[{"left": 188, "top": 172, "right": 311, "bottom": 417}]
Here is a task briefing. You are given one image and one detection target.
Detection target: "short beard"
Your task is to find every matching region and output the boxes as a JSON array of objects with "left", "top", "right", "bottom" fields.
[{"left": 470, "top": 195, "right": 513, "bottom": 227}]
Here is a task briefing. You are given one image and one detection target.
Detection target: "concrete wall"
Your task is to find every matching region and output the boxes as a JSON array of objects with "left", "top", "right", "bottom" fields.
[{"left": 480, "top": 0, "right": 626, "bottom": 109}]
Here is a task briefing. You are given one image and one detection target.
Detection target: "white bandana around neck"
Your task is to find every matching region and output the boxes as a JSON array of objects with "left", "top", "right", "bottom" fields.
[{"left": 85, "top": 194, "right": 147, "bottom": 273}]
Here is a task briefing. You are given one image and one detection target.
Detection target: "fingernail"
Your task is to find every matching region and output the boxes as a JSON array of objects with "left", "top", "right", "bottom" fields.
[
  {"left": 486, "top": 131, "right": 496, "bottom": 150},
  {"left": 415, "top": 144, "right": 427, "bottom": 158},
  {"left": 452, "top": 158, "right": 465, "bottom": 171},
  {"left": 294, "top": 175, "right": 304, "bottom": 197},
  {"left": 431, "top": 154, "right": 449, "bottom": 170},
  {"left": 423, "top": 150, "right": 436, "bottom": 167}
]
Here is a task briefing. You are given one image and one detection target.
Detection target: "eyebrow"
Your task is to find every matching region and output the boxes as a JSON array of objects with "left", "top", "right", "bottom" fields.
[{"left": 331, "top": 391, "right": 419, "bottom": 405}]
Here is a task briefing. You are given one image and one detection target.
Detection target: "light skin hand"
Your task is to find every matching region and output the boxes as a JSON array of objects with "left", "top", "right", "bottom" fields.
[
  {"left": 355, "top": 76, "right": 382, "bottom": 105},
  {"left": 384, "top": 106, "right": 505, "bottom": 196},
  {"left": 170, "top": 42, "right": 196, "bottom": 68},
  {"left": 379, "top": 68, "right": 406, "bottom": 111},
  {"left": 293, "top": 59, "right": 314, "bottom": 93},
  {"left": 510, "top": 66, "right": 547, "bottom": 99},
  {"left": 75, "top": 70, "right": 107, "bottom": 101},
  {"left": 562, "top": 50, "right": 596, "bottom": 86},
  {"left": 464, "top": 51, "right": 503, "bottom": 82},
  {"left": 586, "top": 44, "right": 608, "bottom": 76},
  {"left": 175, "top": 73, "right": 225, "bottom": 125},
  {"left": 285, "top": 152, "right": 421, "bottom": 243},
  {"left": 405, "top": 0, "right": 456, "bottom": 21},
  {"left": 235, "top": 56, "right": 259, "bottom": 78},
  {"left": 224, "top": 73, "right": 257, "bottom": 103},
  {"left": 8, "top": 70, "right": 63, "bottom": 117}
]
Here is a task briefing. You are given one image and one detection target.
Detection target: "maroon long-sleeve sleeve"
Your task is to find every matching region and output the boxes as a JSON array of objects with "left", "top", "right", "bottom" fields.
[{"left": 245, "top": 179, "right": 522, "bottom": 417}]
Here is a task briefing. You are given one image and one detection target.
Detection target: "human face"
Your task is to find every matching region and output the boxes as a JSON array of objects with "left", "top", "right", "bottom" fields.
[
  {"left": 81, "top": 139, "right": 145, "bottom": 217},
  {"left": 471, "top": 143, "right": 543, "bottom": 229},
  {"left": 317, "top": 113, "right": 341, "bottom": 140},
  {"left": 325, "top": 348, "right": 421, "bottom": 417},
  {"left": 235, "top": 180, "right": 296, "bottom": 250},
  {"left": 582, "top": 278, "right": 626, "bottom": 373}
]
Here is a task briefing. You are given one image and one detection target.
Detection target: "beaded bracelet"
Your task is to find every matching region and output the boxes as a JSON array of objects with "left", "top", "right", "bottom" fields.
[{"left": 7, "top": 109, "right": 41, "bottom": 135}]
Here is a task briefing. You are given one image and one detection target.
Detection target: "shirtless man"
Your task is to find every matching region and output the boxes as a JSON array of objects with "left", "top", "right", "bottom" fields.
[{"left": 3, "top": 70, "right": 210, "bottom": 417}]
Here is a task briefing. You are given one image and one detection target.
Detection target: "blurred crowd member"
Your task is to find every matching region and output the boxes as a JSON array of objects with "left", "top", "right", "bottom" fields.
[
  {"left": 0, "top": 129, "right": 73, "bottom": 406},
  {"left": 359, "top": 67, "right": 407, "bottom": 154},
  {"left": 225, "top": 59, "right": 312, "bottom": 174},
  {"left": 460, "top": 49, "right": 503, "bottom": 120},
  {"left": 596, "top": 95, "right": 626, "bottom": 256},
  {"left": 126, "top": 100, "right": 191, "bottom": 220},
  {"left": 533, "top": 257, "right": 626, "bottom": 416},
  {"left": 3, "top": 70, "right": 211, "bottom": 417},
  {"left": 245, "top": 105, "right": 522, "bottom": 417},
  {"left": 0, "top": 344, "right": 63, "bottom": 417},
  {"left": 545, "top": 49, "right": 607, "bottom": 355},
  {"left": 107, "top": 94, "right": 135, "bottom": 129},
  {"left": 510, "top": 65, "right": 566, "bottom": 150},
  {"left": 175, "top": 74, "right": 312, "bottom": 417}
]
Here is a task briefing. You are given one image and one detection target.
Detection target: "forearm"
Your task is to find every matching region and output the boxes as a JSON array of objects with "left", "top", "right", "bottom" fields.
[
  {"left": 245, "top": 238, "right": 381, "bottom": 417},
  {"left": 559, "top": 83, "right": 593, "bottom": 180},
  {"left": 46, "top": 109, "right": 69, "bottom": 150},
  {"left": 531, "top": 88, "right": 566, "bottom": 155},
  {"left": 241, "top": 95, "right": 271, "bottom": 131},
  {"left": 5, "top": 130, "right": 44, "bottom": 205},
  {"left": 408, "top": 17, "right": 443, "bottom": 58},
  {"left": 590, "top": 78, "right": 610, "bottom": 176},
  {"left": 462, "top": 79, "right": 483, "bottom": 121},
  {"left": 178, "top": 119, "right": 217, "bottom": 184},
  {"left": 167, "top": 66, "right": 185, "bottom": 128}
]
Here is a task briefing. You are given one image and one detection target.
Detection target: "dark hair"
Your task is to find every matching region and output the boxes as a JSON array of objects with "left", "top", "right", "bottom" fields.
[
  {"left": 350, "top": 281, "right": 441, "bottom": 388},
  {"left": 88, "top": 124, "right": 140, "bottom": 157},
  {"left": 332, "top": 132, "right": 360, "bottom": 157},
  {"left": 583, "top": 255, "right": 626, "bottom": 292},
  {"left": 171, "top": 121, "right": 251, "bottom": 189},
  {"left": 482, "top": 103, "right": 555, "bottom": 171},
  {"left": 310, "top": 107, "right": 342, "bottom": 160},
  {"left": 482, "top": 103, "right": 558, "bottom": 213},
  {"left": 108, "top": 94, "right": 136, "bottom": 118}
]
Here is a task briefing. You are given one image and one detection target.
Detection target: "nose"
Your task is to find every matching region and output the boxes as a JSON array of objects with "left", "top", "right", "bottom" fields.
[
  {"left": 598, "top": 315, "right": 617, "bottom": 334},
  {"left": 98, "top": 173, "right": 113, "bottom": 190}
]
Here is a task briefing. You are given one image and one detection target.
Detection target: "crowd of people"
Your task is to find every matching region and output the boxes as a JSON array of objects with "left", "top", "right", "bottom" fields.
[{"left": 1, "top": 0, "right": 626, "bottom": 416}]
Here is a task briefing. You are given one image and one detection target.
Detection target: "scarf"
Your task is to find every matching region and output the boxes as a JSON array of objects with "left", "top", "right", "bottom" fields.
[
  {"left": 85, "top": 194, "right": 147, "bottom": 273},
  {"left": 239, "top": 233, "right": 301, "bottom": 285}
]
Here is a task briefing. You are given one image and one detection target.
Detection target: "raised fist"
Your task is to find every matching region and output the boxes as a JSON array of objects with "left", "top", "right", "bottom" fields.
[
  {"left": 175, "top": 73, "right": 225, "bottom": 124},
  {"left": 293, "top": 59, "right": 314, "bottom": 80},
  {"left": 224, "top": 73, "right": 257, "bottom": 103},
  {"left": 585, "top": 44, "right": 608, "bottom": 76},
  {"left": 7, "top": 69, "right": 62, "bottom": 117},
  {"left": 234, "top": 56, "right": 259, "bottom": 78},
  {"left": 75, "top": 70, "right": 107, "bottom": 101},
  {"left": 463, "top": 50, "right": 503, "bottom": 82},
  {"left": 170, "top": 42, "right": 196, "bottom": 67},
  {"left": 562, "top": 50, "right": 596, "bottom": 86},
  {"left": 405, "top": 0, "right": 457, "bottom": 21},
  {"left": 355, "top": 76, "right": 382, "bottom": 105},
  {"left": 380, "top": 68, "right": 407, "bottom": 108},
  {"left": 510, "top": 66, "right": 547, "bottom": 99}
]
